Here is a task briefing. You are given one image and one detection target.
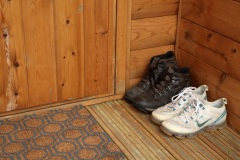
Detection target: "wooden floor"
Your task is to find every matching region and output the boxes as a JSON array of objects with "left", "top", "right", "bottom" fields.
[{"left": 86, "top": 100, "right": 240, "bottom": 160}]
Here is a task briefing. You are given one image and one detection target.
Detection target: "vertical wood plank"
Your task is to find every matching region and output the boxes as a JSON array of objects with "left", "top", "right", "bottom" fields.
[
  {"left": 21, "top": 0, "right": 57, "bottom": 106},
  {"left": 174, "top": 0, "right": 182, "bottom": 57},
  {"left": 84, "top": 0, "right": 114, "bottom": 97},
  {"left": 0, "top": 4, "right": 8, "bottom": 111},
  {"left": 107, "top": 0, "right": 116, "bottom": 93},
  {"left": 115, "top": 0, "right": 132, "bottom": 94},
  {"left": 54, "top": 0, "right": 84, "bottom": 101},
  {"left": 0, "top": 48, "right": 7, "bottom": 111},
  {"left": 0, "top": 2, "right": 9, "bottom": 112},
  {"left": 78, "top": 1, "right": 85, "bottom": 98},
  {"left": 0, "top": 0, "right": 29, "bottom": 111},
  {"left": 94, "top": 0, "right": 110, "bottom": 95},
  {"left": 83, "top": 0, "right": 95, "bottom": 96}
]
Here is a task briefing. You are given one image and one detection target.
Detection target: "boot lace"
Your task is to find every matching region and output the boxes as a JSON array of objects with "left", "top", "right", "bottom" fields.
[
  {"left": 149, "top": 71, "right": 178, "bottom": 98},
  {"left": 140, "top": 62, "right": 166, "bottom": 88}
]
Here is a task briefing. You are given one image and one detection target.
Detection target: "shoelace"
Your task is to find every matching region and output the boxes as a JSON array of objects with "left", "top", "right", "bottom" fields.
[
  {"left": 149, "top": 71, "right": 180, "bottom": 98},
  {"left": 167, "top": 87, "right": 196, "bottom": 111},
  {"left": 179, "top": 97, "right": 205, "bottom": 124},
  {"left": 150, "top": 81, "right": 167, "bottom": 97},
  {"left": 141, "top": 62, "right": 165, "bottom": 88}
]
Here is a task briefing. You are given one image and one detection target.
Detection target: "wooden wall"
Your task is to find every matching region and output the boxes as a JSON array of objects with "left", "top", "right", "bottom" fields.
[
  {"left": 177, "top": 0, "right": 240, "bottom": 132},
  {"left": 127, "top": 0, "right": 179, "bottom": 89},
  {"left": 0, "top": 0, "right": 115, "bottom": 113}
]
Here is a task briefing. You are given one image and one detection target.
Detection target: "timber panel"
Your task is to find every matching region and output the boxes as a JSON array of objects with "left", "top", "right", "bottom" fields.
[
  {"left": 115, "top": 0, "right": 131, "bottom": 95},
  {"left": 22, "top": 0, "right": 57, "bottom": 106},
  {"left": 0, "top": 0, "right": 29, "bottom": 111},
  {"left": 132, "top": 0, "right": 179, "bottom": 19},
  {"left": 0, "top": 1, "right": 7, "bottom": 111},
  {"left": 179, "top": 19, "right": 240, "bottom": 82},
  {"left": 0, "top": 0, "right": 115, "bottom": 113},
  {"left": 0, "top": 26, "right": 7, "bottom": 111},
  {"left": 54, "top": 0, "right": 84, "bottom": 101},
  {"left": 181, "top": 0, "right": 240, "bottom": 43},
  {"left": 131, "top": 16, "right": 177, "bottom": 51},
  {"left": 178, "top": 0, "right": 240, "bottom": 132},
  {"left": 84, "top": 0, "right": 114, "bottom": 97}
]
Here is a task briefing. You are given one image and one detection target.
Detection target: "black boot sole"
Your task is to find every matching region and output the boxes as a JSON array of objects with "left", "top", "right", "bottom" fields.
[
  {"left": 131, "top": 101, "right": 153, "bottom": 114},
  {"left": 124, "top": 96, "right": 134, "bottom": 104}
]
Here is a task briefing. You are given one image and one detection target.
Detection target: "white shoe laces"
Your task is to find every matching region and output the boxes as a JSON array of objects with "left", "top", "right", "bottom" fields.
[
  {"left": 167, "top": 87, "right": 196, "bottom": 111},
  {"left": 179, "top": 97, "right": 205, "bottom": 124}
]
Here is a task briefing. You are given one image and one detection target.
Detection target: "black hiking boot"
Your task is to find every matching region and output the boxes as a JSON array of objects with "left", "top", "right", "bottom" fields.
[
  {"left": 124, "top": 51, "right": 178, "bottom": 104},
  {"left": 131, "top": 67, "right": 190, "bottom": 113}
]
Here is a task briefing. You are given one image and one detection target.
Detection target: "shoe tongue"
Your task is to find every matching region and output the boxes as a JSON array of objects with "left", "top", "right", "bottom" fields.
[
  {"left": 167, "top": 67, "right": 174, "bottom": 73},
  {"left": 150, "top": 57, "right": 160, "bottom": 68}
]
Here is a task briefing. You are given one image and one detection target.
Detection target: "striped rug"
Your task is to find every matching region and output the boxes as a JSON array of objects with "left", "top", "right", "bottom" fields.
[{"left": 0, "top": 105, "right": 125, "bottom": 160}]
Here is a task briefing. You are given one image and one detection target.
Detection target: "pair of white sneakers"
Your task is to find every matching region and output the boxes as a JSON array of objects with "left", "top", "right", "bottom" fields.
[{"left": 151, "top": 85, "right": 227, "bottom": 139}]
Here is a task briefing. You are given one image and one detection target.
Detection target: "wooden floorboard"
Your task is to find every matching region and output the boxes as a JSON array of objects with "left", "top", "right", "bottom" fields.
[{"left": 86, "top": 100, "right": 240, "bottom": 160}]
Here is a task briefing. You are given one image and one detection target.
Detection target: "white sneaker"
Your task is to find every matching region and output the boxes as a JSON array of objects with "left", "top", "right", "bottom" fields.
[
  {"left": 151, "top": 85, "right": 208, "bottom": 124},
  {"left": 161, "top": 98, "right": 227, "bottom": 139}
]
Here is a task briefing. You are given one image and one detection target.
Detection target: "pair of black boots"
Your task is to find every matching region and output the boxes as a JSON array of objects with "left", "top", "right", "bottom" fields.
[{"left": 124, "top": 51, "right": 190, "bottom": 113}]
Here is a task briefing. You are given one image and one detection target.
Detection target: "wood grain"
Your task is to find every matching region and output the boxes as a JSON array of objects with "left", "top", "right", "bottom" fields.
[
  {"left": 227, "top": 112, "right": 240, "bottom": 134},
  {"left": 0, "top": 6, "right": 8, "bottom": 111},
  {"left": 107, "top": 0, "right": 116, "bottom": 93},
  {"left": 115, "top": 0, "right": 131, "bottom": 94},
  {"left": 86, "top": 106, "right": 133, "bottom": 159},
  {"left": 0, "top": 2, "right": 7, "bottom": 111},
  {"left": 89, "top": 102, "right": 174, "bottom": 159},
  {"left": 179, "top": 19, "right": 240, "bottom": 82},
  {"left": 181, "top": 0, "right": 240, "bottom": 43},
  {"left": 129, "top": 78, "right": 141, "bottom": 90},
  {"left": 131, "top": 16, "right": 177, "bottom": 51},
  {"left": 84, "top": 0, "right": 114, "bottom": 97},
  {"left": 54, "top": 0, "right": 84, "bottom": 101},
  {"left": 132, "top": 0, "right": 179, "bottom": 19},
  {"left": 130, "top": 45, "right": 174, "bottom": 79},
  {"left": 0, "top": 0, "right": 29, "bottom": 111},
  {"left": 178, "top": 0, "right": 240, "bottom": 135},
  {"left": 21, "top": 0, "right": 57, "bottom": 106}
]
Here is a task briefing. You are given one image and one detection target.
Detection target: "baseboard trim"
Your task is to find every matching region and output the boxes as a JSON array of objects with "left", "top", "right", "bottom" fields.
[{"left": 0, "top": 94, "right": 124, "bottom": 119}]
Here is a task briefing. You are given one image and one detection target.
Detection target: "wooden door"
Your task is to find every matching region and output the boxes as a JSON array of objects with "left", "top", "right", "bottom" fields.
[{"left": 0, "top": 0, "right": 115, "bottom": 112}]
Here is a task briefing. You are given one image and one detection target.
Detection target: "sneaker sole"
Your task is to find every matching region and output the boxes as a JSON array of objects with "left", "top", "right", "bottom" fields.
[{"left": 160, "top": 122, "right": 226, "bottom": 139}]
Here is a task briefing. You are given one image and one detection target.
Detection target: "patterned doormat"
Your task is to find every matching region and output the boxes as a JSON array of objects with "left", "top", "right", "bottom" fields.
[{"left": 0, "top": 105, "right": 125, "bottom": 160}]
